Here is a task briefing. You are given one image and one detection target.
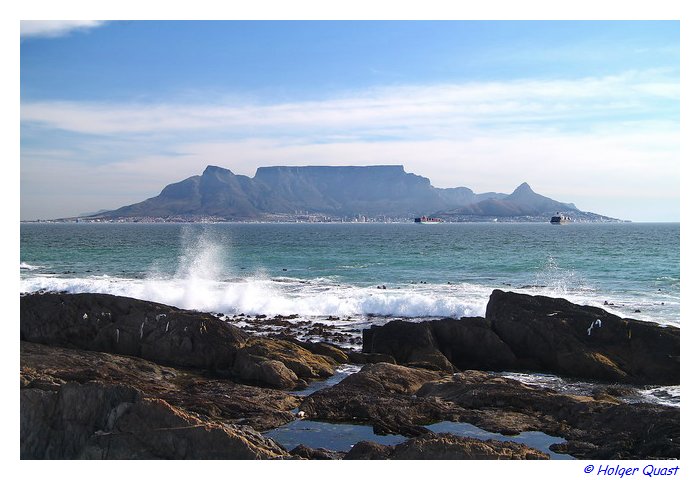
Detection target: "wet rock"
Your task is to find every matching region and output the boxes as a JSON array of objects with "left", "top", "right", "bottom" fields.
[
  {"left": 20, "top": 293, "right": 248, "bottom": 374},
  {"left": 21, "top": 381, "right": 290, "bottom": 459}
]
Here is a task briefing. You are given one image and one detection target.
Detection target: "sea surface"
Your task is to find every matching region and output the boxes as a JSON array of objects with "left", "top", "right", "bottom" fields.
[{"left": 20, "top": 222, "right": 680, "bottom": 407}]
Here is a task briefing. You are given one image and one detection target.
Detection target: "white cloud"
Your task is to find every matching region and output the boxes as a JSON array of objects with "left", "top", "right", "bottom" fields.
[
  {"left": 20, "top": 20, "right": 106, "bottom": 39},
  {"left": 20, "top": 72, "right": 678, "bottom": 136},
  {"left": 20, "top": 71, "right": 679, "bottom": 220}
]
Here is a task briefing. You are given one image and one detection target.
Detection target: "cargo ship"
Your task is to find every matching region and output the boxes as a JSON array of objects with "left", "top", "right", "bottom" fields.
[
  {"left": 550, "top": 213, "right": 572, "bottom": 224},
  {"left": 414, "top": 216, "right": 444, "bottom": 224}
]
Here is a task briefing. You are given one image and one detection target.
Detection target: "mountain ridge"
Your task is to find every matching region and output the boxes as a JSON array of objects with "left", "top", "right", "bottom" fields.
[{"left": 91, "top": 165, "right": 618, "bottom": 222}]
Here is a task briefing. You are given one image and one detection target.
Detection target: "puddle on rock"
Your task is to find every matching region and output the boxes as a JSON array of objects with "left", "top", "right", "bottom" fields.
[
  {"left": 265, "top": 419, "right": 573, "bottom": 459},
  {"left": 425, "top": 421, "right": 573, "bottom": 460},
  {"left": 265, "top": 419, "right": 406, "bottom": 452},
  {"left": 273, "top": 364, "right": 573, "bottom": 458}
]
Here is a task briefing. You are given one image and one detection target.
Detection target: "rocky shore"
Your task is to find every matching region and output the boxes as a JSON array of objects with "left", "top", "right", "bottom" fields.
[{"left": 20, "top": 290, "right": 680, "bottom": 460}]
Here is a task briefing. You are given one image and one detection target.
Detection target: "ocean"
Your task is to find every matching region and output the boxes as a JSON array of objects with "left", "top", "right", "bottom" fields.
[{"left": 20, "top": 221, "right": 680, "bottom": 405}]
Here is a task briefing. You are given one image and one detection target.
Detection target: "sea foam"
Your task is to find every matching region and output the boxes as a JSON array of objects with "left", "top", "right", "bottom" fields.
[
  {"left": 19, "top": 274, "right": 489, "bottom": 319},
  {"left": 20, "top": 225, "right": 489, "bottom": 318},
  {"left": 20, "top": 262, "right": 42, "bottom": 270}
]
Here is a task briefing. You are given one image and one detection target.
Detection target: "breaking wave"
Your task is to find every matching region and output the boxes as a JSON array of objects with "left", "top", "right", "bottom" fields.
[
  {"left": 20, "top": 262, "right": 42, "bottom": 271},
  {"left": 19, "top": 274, "right": 489, "bottom": 319}
]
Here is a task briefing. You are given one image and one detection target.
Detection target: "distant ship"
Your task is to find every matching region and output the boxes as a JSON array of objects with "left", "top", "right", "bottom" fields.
[
  {"left": 414, "top": 216, "right": 444, "bottom": 224},
  {"left": 550, "top": 212, "right": 572, "bottom": 224}
]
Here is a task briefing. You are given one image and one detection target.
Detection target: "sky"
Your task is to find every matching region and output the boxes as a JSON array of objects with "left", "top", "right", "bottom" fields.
[{"left": 19, "top": 20, "right": 680, "bottom": 221}]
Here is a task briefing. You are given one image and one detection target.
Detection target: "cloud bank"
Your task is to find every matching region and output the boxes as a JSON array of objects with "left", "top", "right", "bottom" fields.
[
  {"left": 20, "top": 20, "right": 106, "bottom": 39},
  {"left": 21, "top": 71, "right": 678, "bottom": 135},
  {"left": 20, "top": 69, "right": 679, "bottom": 221}
]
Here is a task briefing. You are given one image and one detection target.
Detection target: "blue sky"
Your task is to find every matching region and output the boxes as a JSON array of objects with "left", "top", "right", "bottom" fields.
[{"left": 20, "top": 20, "right": 680, "bottom": 221}]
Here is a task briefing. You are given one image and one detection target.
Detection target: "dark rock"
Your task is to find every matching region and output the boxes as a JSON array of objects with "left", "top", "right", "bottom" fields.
[
  {"left": 362, "top": 321, "right": 454, "bottom": 371},
  {"left": 21, "top": 381, "right": 290, "bottom": 459},
  {"left": 391, "top": 433, "right": 549, "bottom": 460},
  {"left": 273, "top": 337, "right": 350, "bottom": 364},
  {"left": 416, "top": 370, "right": 680, "bottom": 459},
  {"left": 301, "top": 361, "right": 678, "bottom": 459},
  {"left": 20, "top": 293, "right": 343, "bottom": 390},
  {"left": 344, "top": 441, "right": 394, "bottom": 459},
  {"left": 363, "top": 290, "right": 679, "bottom": 385},
  {"left": 289, "top": 444, "right": 344, "bottom": 460},
  {"left": 362, "top": 316, "right": 517, "bottom": 372},
  {"left": 337, "top": 363, "right": 443, "bottom": 395},
  {"left": 598, "top": 385, "right": 638, "bottom": 398},
  {"left": 233, "top": 350, "right": 300, "bottom": 389},
  {"left": 21, "top": 341, "right": 300, "bottom": 431},
  {"left": 345, "top": 433, "right": 548, "bottom": 460},
  {"left": 300, "top": 342, "right": 349, "bottom": 364},
  {"left": 233, "top": 337, "right": 337, "bottom": 388},
  {"left": 485, "top": 290, "right": 679, "bottom": 385},
  {"left": 346, "top": 351, "right": 396, "bottom": 365},
  {"left": 20, "top": 293, "right": 248, "bottom": 374},
  {"left": 431, "top": 316, "right": 518, "bottom": 370},
  {"left": 299, "top": 363, "right": 459, "bottom": 436}
]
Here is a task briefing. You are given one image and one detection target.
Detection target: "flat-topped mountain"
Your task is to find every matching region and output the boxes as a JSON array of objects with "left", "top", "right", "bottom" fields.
[{"left": 92, "top": 165, "right": 617, "bottom": 222}]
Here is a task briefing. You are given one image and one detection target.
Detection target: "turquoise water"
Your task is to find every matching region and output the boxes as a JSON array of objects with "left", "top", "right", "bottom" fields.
[
  {"left": 20, "top": 222, "right": 680, "bottom": 326},
  {"left": 20, "top": 221, "right": 681, "bottom": 429}
]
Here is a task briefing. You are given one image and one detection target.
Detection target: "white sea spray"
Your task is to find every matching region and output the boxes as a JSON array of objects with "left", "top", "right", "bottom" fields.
[{"left": 20, "top": 262, "right": 42, "bottom": 270}]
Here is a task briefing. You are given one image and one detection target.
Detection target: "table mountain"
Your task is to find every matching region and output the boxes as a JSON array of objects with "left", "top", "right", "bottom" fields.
[{"left": 92, "top": 165, "right": 615, "bottom": 221}]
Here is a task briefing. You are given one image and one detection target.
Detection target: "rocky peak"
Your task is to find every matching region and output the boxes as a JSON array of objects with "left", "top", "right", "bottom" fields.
[
  {"left": 511, "top": 182, "right": 534, "bottom": 196},
  {"left": 202, "top": 165, "right": 234, "bottom": 177}
]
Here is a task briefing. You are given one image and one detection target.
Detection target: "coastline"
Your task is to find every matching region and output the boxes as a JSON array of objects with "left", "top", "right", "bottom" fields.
[{"left": 20, "top": 289, "right": 679, "bottom": 460}]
